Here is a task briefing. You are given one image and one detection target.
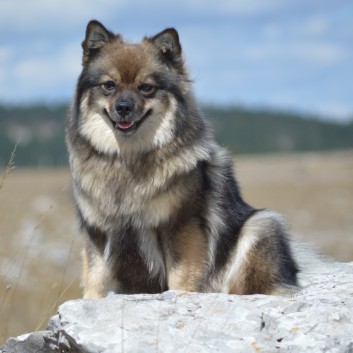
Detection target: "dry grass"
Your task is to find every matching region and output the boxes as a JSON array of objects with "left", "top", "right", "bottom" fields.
[
  {"left": 0, "top": 168, "right": 81, "bottom": 343},
  {"left": 0, "top": 150, "right": 352, "bottom": 343},
  {"left": 236, "top": 150, "right": 353, "bottom": 261}
]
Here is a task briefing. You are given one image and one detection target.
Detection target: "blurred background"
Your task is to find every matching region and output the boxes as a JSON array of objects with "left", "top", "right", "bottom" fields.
[{"left": 0, "top": 0, "right": 352, "bottom": 344}]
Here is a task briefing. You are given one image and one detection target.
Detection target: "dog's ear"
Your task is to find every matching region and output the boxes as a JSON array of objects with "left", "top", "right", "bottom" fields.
[
  {"left": 148, "top": 28, "right": 182, "bottom": 65},
  {"left": 81, "top": 20, "right": 115, "bottom": 65}
]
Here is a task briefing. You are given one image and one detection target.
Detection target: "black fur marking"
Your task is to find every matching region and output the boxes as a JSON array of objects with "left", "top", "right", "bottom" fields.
[
  {"left": 204, "top": 160, "right": 256, "bottom": 271},
  {"left": 78, "top": 211, "right": 107, "bottom": 254},
  {"left": 276, "top": 232, "right": 299, "bottom": 286},
  {"left": 108, "top": 223, "right": 167, "bottom": 294}
]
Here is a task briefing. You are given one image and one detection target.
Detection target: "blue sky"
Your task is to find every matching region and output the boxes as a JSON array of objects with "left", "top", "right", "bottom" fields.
[{"left": 0, "top": 0, "right": 352, "bottom": 121}]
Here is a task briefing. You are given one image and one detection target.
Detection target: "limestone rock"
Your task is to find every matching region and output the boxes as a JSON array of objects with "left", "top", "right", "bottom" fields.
[{"left": 2, "top": 261, "right": 353, "bottom": 353}]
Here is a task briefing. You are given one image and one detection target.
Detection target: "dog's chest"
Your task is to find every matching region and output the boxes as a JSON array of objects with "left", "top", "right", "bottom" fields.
[
  {"left": 73, "top": 154, "right": 184, "bottom": 287},
  {"left": 75, "top": 159, "right": 182, "bottom": 228}
]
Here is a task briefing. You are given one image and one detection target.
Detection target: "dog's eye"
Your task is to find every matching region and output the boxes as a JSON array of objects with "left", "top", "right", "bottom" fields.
[
  {"left": 140, "top": 83, "right": 154, "bottom": 95},
  {"left": 102, "top": 81, "right": 115, "bottom": 91}
]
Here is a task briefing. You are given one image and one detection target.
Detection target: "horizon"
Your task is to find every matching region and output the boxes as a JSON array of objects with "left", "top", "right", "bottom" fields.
[{"left": 1, "top": 100, "right": 352, "bottom": 125}]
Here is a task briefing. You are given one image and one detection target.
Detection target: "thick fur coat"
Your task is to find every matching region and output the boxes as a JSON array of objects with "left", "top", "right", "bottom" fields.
[{"left": 66, "top": 20, "right": 299, "bottom": 299}]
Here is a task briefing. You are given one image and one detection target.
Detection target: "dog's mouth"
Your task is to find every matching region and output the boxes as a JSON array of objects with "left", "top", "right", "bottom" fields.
[
  {"left": 105, "top": 109, "right": 152, "bottom": 134},
  {"left": 116, "top": 121, "right": 135, "bottom": 131}
]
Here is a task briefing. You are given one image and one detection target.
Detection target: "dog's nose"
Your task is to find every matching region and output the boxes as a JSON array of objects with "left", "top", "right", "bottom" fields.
[{"left": 116, "top": 101, "right": 134, "bottom": 117}]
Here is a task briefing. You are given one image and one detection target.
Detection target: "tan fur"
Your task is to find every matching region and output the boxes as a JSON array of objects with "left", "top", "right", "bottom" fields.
[
  {"left": 167, "top": 221, "right": 209, "bottom": 291},
  {"left": 228, "top": 238, "right": 279, "bottom": 295},
  {"left": 223, "top": 210, "right": 294, "bottom": 295},
  {"left": 82, "top": 243, "right": 117, "bottom": 299}
]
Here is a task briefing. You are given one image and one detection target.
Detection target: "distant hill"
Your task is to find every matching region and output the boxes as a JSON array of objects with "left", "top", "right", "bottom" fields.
[
  {"left": 203, "top": 106, "right": 353, "bottom": 154},
  {"left": 1, "top": 104, "right": 352, "bottom": 167},
  {"left": 0, "top": 105, "right": 68, "bottom": 167}
]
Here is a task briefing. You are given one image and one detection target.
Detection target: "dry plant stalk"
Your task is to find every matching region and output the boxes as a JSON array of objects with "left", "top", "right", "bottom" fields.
[{"left": 0, "top": 143, "right": 18, "bottom": 192}]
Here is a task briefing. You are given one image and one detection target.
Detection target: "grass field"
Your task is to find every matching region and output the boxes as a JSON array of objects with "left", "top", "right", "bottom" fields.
[{"left": 0, "top": 150, "right": 352, "bottom": 343}]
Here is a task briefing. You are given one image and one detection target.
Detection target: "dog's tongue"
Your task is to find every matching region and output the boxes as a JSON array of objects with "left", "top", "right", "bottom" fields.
[{"left": 117, "top": 121, "right": 134, "bottom": 130}]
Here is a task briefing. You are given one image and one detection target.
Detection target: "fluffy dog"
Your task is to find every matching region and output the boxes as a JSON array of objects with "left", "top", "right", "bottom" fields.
[{"left": 66, "top": 20, "right": 298, "bottom": 299}]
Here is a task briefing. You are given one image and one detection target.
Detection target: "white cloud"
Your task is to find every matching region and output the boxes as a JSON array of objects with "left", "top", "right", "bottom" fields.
[
  {"left": 0, "top": 46, "right": 14, "bottom": 97},
  {"left": 0, "top": 0, "right": 321, "bottom": 36},
  {"left": 297, "top": 16, "right": 330, "bottom": 37},
  {"left": 0, "top": 0, "right": 125, "bottom": 34},
  {"left": 237, "top": 41, "right": 348, "bottom": 67},
  {"left": 0, "top": 42, "right": 81, "bottom": 102},
  {"left": 0, "top": 46, "right": 13, "bottom": 62},
  {"left": 172, "top": 0, "right": 284, "bottom": 16}
]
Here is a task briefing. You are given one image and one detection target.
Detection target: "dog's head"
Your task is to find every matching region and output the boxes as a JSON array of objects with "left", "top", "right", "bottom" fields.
[{"left": 75, "top": 20, "right": 192, "bottom": 155}]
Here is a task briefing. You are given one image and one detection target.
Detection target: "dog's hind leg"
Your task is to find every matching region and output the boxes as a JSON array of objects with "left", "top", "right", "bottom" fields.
[{"left": 223, "top": 210, "right": 298, "bottom": 295}]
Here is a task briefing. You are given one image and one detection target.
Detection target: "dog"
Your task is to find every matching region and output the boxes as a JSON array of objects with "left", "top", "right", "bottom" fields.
[{"left": 66, "top": 20, "right": 300, "bottom": 299}]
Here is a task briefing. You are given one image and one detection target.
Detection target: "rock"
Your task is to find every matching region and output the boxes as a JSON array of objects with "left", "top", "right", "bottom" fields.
[
  {"left": 0, "top": 331, "right": 53, "bottom": 353},
  {"left": 2, "top": 261, "right": 353, "bottom": 353}
]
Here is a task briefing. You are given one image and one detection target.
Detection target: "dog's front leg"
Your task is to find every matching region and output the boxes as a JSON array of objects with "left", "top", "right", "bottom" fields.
[
  {"left": 81, "top": 238, "right": 117, "bottom": 299},
  {"left": 166, "top": 222, "right": 208, "bottom": 292}
]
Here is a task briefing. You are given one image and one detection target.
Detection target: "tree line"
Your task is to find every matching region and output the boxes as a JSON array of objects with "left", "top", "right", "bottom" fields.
[{"left": 1, "top": 104, "right": 352, "bottom": 167}]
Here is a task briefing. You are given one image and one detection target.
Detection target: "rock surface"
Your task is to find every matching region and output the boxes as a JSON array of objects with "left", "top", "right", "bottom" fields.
[{"left": 2, "top": 261, "right": 353, "bottom": 353}]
